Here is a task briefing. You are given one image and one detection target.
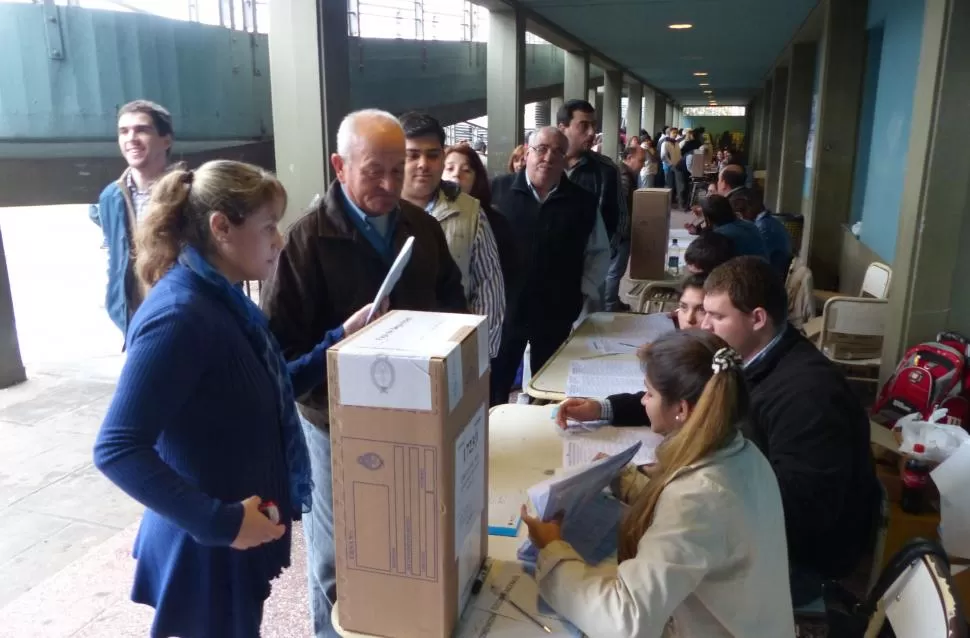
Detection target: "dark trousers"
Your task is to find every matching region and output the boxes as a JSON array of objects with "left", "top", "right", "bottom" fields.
[{"left": 490, "top": 320, "right": 573, "bottom": 405}]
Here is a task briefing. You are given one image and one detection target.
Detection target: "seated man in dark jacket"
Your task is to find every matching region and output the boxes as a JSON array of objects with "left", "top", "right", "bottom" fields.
[
  {"left": 490, "top": 126, "right": 609, "bottom": 405},
  {"left": 559, "top": 256, "right": 880, "bottom": 607}
]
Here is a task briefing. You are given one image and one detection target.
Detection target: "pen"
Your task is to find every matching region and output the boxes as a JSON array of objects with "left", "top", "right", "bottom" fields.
[
  {"left": 490, "top": 585, "right": 552, "bottom": 634},
  {"left": 471, "top": 558, "right": 492, "bottom": 595}
]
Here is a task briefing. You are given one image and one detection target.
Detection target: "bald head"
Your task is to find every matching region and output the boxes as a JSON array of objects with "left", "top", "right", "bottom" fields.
[
  {"left": 331, "top": 109, "right": 406, "bottom": 216},
  {"left": 717, "top": 163, "right": 746, "bottom": 194},
  {"left": 526, "top": 126, "right": 568, "bottom": 192}
]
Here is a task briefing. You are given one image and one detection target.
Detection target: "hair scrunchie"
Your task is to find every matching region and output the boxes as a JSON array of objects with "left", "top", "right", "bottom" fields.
[
  {"left": 182, "top": 170, "right": 194, "bottom": 185},
  {"left": 711, "top": 347, "right": 743, "bottom": 374}
]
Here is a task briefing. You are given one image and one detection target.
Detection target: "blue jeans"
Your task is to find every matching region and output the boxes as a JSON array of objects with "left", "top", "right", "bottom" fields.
[
  {"left": 301, "top": 416, "right": 339, "bottom": 638},
  {"left": 605, "top": 237, "right": 631, "bottom": 311}
]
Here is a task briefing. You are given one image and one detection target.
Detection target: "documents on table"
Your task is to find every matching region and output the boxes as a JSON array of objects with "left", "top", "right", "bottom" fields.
[
  {"left": 458, "top": 560, "right": 583, "bottom": 637},
  {"left": 566, "top": 359, "right": 644, "bottom": 397},
  {"left": 562, "top": 426, "right": 664, "bottom": 468},
  {"left": 588, "top": 311, "right": 676, "bottom": 346},
  {"left": 488, "top": 488, "right": 527, "bottom": 537},
  {"left": 366, "top": 235, "right": 414, "bottom": 322}
]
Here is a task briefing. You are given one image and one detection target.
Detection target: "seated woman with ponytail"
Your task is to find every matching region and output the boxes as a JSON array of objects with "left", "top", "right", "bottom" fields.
[
  {"left": 94, "top": 160, "right": 380, "bottom": 638},
  {"left": 522, "top": 330, "right": 793, "bottom": 638}
]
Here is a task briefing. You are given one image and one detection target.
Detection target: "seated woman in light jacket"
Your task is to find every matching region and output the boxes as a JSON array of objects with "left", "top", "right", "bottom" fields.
[{"left": 522, "top": 330, "right": 794, "bottom": 638}]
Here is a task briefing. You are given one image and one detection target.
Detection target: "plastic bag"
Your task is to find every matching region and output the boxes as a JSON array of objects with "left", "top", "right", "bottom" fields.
[{"left": 896, "top": 409, "right": 970, "bottom": 462}]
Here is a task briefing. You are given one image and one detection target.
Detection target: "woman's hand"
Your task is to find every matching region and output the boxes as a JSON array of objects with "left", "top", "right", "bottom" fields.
[
  {"left": 342, "top": 299, "right": 389, "bottom": 336},
  {"left": 231, "top": 496, "right": 286, "bottom": 550},
  {"left": 521, "top": 505, "right": 563, "bottom": 549},
  {"left": 554, "top": 398, "right": 603, "bottom": 429}
]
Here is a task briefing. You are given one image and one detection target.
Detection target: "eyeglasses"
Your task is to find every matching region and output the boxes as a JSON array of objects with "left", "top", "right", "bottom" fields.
[{"left": 529, "top": 145, "right": 565, "bottom": 159}]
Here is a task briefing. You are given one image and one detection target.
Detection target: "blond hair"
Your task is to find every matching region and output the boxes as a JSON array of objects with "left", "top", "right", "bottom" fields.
[
  {"left": 134, "top": 160, "right": 286, "bottom": 286},
  {"left": 618, "top": 330, "right": 749, "bottom": 561}
]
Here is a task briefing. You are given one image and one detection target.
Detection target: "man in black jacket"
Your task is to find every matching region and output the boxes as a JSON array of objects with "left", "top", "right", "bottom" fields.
[
  {"left": 490, "top": 126, "right": 609, "bottom": 405},
  {"left": 560, "top": 256, "right": 880, "bottom": 606},
  {"left": 557, "top": 99, "right": 627, "bottom": 312}
]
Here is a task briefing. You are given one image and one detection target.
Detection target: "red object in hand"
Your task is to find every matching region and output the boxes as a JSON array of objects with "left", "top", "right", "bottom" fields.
[{"left": 258, "top": 500, "right": 280, "bottom": 524}]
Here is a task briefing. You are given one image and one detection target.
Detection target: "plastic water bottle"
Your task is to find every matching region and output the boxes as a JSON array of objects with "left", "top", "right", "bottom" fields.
[
  {"left": 667, "top": 238, "right": 681, "bottom": 274},
  {"left": 901, "top": 443, "right": 931, "bottom": 514}
]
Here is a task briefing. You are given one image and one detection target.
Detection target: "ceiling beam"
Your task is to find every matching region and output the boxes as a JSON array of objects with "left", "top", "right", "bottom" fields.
[{"left": 472, "top": 0, "right": 677, "bottom": 105}]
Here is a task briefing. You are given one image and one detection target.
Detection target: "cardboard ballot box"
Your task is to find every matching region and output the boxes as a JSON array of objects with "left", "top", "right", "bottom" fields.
[
  {"left": 327, "top": 311, "right": 490, "bottom": 638},
  {"left": 629, "top": 188, "right": 672, "bottom": 280}
]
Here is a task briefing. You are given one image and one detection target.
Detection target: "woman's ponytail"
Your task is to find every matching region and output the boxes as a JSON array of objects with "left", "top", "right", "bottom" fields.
[
  {"left": 134, "top": 168, "right": 193, "bottom": 287},
  {"left": 618, "top": 334, "right": 749, "bottom": 561}
]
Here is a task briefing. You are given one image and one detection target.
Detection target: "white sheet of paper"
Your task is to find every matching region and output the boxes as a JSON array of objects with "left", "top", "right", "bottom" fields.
[
  {"left": 566, "top": 359, "right": 644, "bottom": 397},
  {"left": 367, "top": 235, "right": 415, "bottom": 322},
  {"left": 589, "top": 338, "right": 639, "bottom": 355},
  {"left": 563, "top": 426, "right": 664, "bottom": 468},
  {"left": 590, "top": 312, "right": 676, "bottom": 345},
  {"left": 488, "top": 488, "right": 527, "bottom": 531},
  {"left": 931, "top": 442, "right": 970, "bottom": 558}
]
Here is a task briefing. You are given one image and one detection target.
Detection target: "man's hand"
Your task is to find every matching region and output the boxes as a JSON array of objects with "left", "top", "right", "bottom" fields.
[{"left": 555, "top": 398, "right": 603, "bottom": 429}]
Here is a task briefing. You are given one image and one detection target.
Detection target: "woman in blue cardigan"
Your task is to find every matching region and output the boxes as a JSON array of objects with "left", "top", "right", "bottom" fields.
[{"left": 94, "top": 160, "right": 378, "bottom": 638}]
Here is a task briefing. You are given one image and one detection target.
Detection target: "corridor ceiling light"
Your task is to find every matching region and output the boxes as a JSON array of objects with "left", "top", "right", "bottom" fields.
[
  {"left": 693, "top": 72, "right": 708, "bottom": 76},
  {"left": 703, "top": 90, "right": 713, "bottom": 94},
  {"left": 699, "top": 83, "right": 710, "bottom": 86},
  {"left": 669, "top": 23, "right": 693, "bottom": 29}
]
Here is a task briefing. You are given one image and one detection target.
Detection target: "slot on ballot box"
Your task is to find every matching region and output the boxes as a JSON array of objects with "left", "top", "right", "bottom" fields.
[{"left": 327, "top": 310, "right": 491, "bottom": 638}]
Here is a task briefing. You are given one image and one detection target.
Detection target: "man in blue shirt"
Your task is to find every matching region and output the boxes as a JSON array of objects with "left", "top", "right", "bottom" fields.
[{"left": 89, "top": 100, "right": 174, "bottom": 337}]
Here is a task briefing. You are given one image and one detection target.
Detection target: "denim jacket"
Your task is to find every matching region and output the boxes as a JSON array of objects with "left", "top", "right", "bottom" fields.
[{"left": 91, "top": 173, "right": 139, "bottom": 336}]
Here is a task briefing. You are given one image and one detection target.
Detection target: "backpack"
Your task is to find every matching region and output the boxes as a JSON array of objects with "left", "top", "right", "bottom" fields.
[{"left": 871, "top": 331, "right": 970, "bottom": 428}]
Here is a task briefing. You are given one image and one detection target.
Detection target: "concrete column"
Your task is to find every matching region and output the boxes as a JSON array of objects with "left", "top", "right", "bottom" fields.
[
  {"left": 602, "top": 70, "right": 622, "bottom": 159},
  {"left": 749, "top": 90, "right": 765, "bottom": 168},
  {"left": 777, "top": 42, "right": 818, "bottom": 215},
  {"left": 801, "top": 0, "right": 867, "bottom": 288},
  {"left": 588, "top": 89, "right": 604, "bottom": 131},
  {"left": 881, "top": 0, "right": 970, "bottom": 378},
  {"left": 665, "top": 103, "right": 673, "bottom": 127},
  {"left": 764, "top": 66, "right": 789, "bottom": 211},
  {"left": 564, "top": 51, "right": 589, "bottom": 102},
  {"left": 486, "top": 6, "right": 525, "bottom": 175},
  {"left": 650, "top": 90, "right": 666, "bottom": 138},
  {"left": 550, "top": 96, "right": 564, "bottom": 126},
  {"left": 269, "top": 0, "right": 349, "bottom": 228},
  {"left": 0, "top": 226, "right": 25, "bottom": 389},
  {"left": 626, "top": 84, "right": 643, "bottom": 140},
  {"left": 756, "top": 79, "right": 773, "bottom": 169}
]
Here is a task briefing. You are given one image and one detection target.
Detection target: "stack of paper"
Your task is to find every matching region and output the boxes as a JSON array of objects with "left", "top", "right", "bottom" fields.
[
  {"left": 517, "top": 443, "right": 640, "bottom": 566},
  {"left": 562, "top": 426, "right": 664, "bottom": 468},
  {"left": 565, "top": 359, "right": 644, "bottom": 397},
  {"left": 590, "top": 312, "right": 676, "bottom": 346},
  {"left": 488, "top": 489, "right": 527, "bottom": 537}
]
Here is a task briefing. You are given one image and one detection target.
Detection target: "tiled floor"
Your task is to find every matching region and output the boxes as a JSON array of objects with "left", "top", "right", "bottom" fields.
[{"left": 0, "top": 206, "right": 312, "bottom": 637}]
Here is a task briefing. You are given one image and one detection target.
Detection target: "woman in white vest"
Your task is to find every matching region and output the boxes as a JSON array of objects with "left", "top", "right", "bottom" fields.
[{"left": 398, "top": 112, "right": 506, "bottom": 360}]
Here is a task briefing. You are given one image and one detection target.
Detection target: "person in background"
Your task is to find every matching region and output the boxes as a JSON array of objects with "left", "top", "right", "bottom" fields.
[
  {"left": 91, "top": 100, "right": 175, "bottom": 337},
  {"left": 528, "top": 330, "right": 793, "bottom": 638},
  {"left": 555, "top": 273, "right": 710, "bottom": 428},
  {"left": 399, "top": 112, "right": 505, "bottom": 359},
  {"left": 261, "top": 109, "right": 466, "bottom": 638},
  {"left": 607, "top": 145, "right": 645, "bottom": 312},
  {"left": 640, "top": 138, "right": 661, "bottom": 188},
  {"left": 700, "top": 195, "right": 767, "bottom": 259},
  {"left": 660, "top": 128, "right": 684, "bottom": 208},
  {"left": 93, "top": 161, "right": 380, "bottom": 638},
  {"left": 627, "top": 135, "right": 640, "bottom": 149},
  {"left": 442, "top": 142, "right": 518, "bottom": 285},
  {"left": 557, "top": 99, "right": 626, "bottom": 313},
  {"left": 684, "top": 231, "right": 736, "bottom": 276},
  {"left": 734, "top": 186, "right": 792, "bottom": 277},
  {"left": 507, "top": 144, "right": 528, "bottom": 173},
  {"left": 490, "top": 126, "right": 608, "bottom": 406}
]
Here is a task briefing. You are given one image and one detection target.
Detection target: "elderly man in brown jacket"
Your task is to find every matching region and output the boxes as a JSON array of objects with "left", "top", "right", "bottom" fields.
[{"left": 261, "top": 108, "right": 466, "bottom": 638}]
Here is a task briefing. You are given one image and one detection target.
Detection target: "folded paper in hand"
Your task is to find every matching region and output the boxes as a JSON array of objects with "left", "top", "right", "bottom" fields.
[
  {"left": 518, "top": 443, "right": 639, "bottom": 565},
  {"left": 367, "top": 236, "right": 414, "bottom": 322}
]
